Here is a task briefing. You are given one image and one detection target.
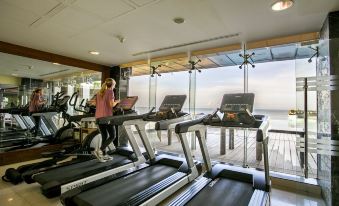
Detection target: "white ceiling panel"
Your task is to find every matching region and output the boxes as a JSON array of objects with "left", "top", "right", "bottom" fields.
[
  {"left": 130, "top": 0, "right": 157, "bottom": 7},
  {"left": 99, "top": 0, "right": 231, "bottom": 55},
  {"left": 3, "top": 0, "right": 59, "bottom": 17},
  {"left": 47, "top": 7, "right": 104, "bottom": 34},
  {"left": 0, "top": 0, "right": 338, "bottom": 67},
  {"left": 72, "top": 0, "right": 135, "bottom": 20},
  {"left": 0, "top": 1, "right": 38, "bottom": 25},
  {"left": 296, "top": 0, "right": 339, "bottom": 15}
]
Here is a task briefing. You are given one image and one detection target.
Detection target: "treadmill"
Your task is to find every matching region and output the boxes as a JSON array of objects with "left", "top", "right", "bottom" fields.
[
  {"left": 168, "top": 93, "right": 271, "bottom": 206},
  {"left": 0, "top": 92, "right": 68, "bottom": 150},
  {"left": 30, "top": 96, "right": 148, "bottom": 198},
  {"left": 60, "top": 95, "right": 198, "bottom": 206}
]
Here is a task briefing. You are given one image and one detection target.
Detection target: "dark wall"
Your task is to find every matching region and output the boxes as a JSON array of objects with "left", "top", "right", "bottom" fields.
[
  {"left": 110, "top": 66, "right": 131, "bottom": 100},
  {"left": 109, "top": 66, "right": 131, "bottom": 146},
  {"left": 20, "top": 78, "right": 43, "bottom": 89},
  {"left": 317, "top": 10, "right": 339, "bottom": 206}
]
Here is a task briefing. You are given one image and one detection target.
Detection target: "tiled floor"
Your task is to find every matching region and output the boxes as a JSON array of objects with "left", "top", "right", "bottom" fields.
[
  {"left": 0, "top": 159, "right": 326, "bottom": 206},
  {"left": 0, "top": 159, "right": 62, "bottom": 206}
]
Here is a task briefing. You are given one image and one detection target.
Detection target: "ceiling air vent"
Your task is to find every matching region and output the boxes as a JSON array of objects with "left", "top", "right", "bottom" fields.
[
  {"left": 39, "top": 69, "right": 70, "bottom": 77},
  {"left": 132, "top": 33, "right": 240, "bottom": 56}
]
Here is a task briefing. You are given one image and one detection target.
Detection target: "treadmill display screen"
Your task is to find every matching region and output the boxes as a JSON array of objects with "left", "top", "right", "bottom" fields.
[
  {"left": 158, "top": 95, "right": 187, "bottom": 112},
  {"left": 115, "top": 96, "right": 138, "bottom": 110},
  {"left": 219, "top": 93, "right": 256, "bottom": 127},
  {"left": 220, "top": 93, "right": 254, "bottom": 113}
]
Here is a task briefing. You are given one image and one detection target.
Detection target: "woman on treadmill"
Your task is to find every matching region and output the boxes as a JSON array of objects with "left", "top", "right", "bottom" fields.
[
  {"left": 93, "top": 78, "right": 120, "bottom": 162},
  {"left": 28, "top": 88, "right": 46, "bottom": 137}
]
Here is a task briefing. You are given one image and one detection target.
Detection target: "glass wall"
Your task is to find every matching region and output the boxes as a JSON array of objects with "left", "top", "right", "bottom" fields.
[
  {"left": 129, "top": 74, "right": 149, "bottom": 114},
  {"left": 156, "top": 70, "right": 189, "bottom": 112},
  {"left": 248, "top": 60, "right": 297, "bottom": 130},
  {"left": 196, "top": 66, "right": 244, "bottom": 114},
  {"left": 127, "top": 42, "right": 319, "bottom": 179}
]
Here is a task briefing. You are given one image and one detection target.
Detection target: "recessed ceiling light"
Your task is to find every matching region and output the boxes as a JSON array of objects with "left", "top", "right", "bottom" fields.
[
  {"left": 271, "top": 0, "right": 294, "bottom": 11},
  {"left": 173, "top": 17, "right": 185, "bottom": 24},
  {"left": 89, "top": 51, "right": 100, "bottom": 55},
  {"left": 52, "top": 62, "right": 61, "bottom": 65}
]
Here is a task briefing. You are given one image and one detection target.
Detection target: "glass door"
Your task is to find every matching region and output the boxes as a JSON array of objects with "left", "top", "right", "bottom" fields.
[{"left": 295, "top": 44, "right": 318, "bottom": 178}]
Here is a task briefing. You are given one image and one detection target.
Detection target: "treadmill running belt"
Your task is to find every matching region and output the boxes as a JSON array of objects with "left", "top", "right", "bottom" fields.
[
  {"left": 73, "top": 164, "right": 178, "bottom": 206},
  {"left": 34, "top": 154, "right": 131, "bottom": 184},
  {"left": 186, "top": 178, "right": 254, "bottom": 206}
]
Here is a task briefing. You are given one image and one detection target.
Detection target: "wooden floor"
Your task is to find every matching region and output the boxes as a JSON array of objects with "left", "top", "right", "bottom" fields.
[{"left": 139, "top": 127, "right": 317, "bottom": 178}]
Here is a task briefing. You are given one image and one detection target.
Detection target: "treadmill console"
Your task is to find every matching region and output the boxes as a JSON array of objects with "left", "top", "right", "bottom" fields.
[
  {"left": 158, "top": 95, "right": 186, "bottom": 112},
  {"left": 115, "top": 96, "right": 138, "bottom": 111},
  {"left": 207, "top": 93, "right": 257, "bottom": 127},
  {"left": 220, "top": 93, "right": 254, "bottom": 113},
  {"left": 145, "top": 95, "right": 187, "bottom": 121}
]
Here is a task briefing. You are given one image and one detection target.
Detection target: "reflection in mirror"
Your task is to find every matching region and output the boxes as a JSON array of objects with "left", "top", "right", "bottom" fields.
[{"left": 0, "top": 51, "right": 102, "bottom": 164}]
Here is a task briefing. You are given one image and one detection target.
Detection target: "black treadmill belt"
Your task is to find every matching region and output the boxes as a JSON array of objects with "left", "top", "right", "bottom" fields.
[
  {"left": 73, "top": 164, "right": 178, "bottom": 206},
  {"left": 34, "top": 154, "right": 131, "bottom": 184},
  {"left": 187, "top": 178, "right": 254, "bottom": 206}
]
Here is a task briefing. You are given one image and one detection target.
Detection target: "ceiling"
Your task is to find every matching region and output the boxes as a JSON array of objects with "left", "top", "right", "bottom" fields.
[
  {"left": 0, "top": 0, "right": 338, "bottom": 67},
  {"left": 132, "top": 43, "right": 318, "bottom": 76},
  {"left": 0, "top": 52, "right": 85, "bottom": 79}
]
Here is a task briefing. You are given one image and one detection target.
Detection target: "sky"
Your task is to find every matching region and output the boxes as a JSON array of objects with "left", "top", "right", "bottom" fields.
[{"left": 129, "top": 59, "right": 316, "bottom": 111}]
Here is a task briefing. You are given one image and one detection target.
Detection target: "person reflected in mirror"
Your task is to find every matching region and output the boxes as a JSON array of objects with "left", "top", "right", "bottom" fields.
[
  {"left": 93, "top": 78, "right": 120, "bottom": 162},
  {"left": 28, "top": 88, "right": 47, "bottom": 137}
]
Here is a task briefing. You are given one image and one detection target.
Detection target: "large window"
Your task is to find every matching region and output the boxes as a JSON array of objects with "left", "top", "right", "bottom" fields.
[
  {"left": 156, "top": 71, "right": 189, "bottom": 112},
  {"left": 248, "top": 60, "right": 297, "bottom": 130},
  {"left": 129, "top": 75, "right": 149, "bottom": 114},
  {"left": 196, "top": 66, "right": 244, "bottom": 114}
]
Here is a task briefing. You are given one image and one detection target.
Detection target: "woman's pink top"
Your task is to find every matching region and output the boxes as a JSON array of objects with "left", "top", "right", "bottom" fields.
[
  {"left": 95, "top": 89, "right": 114, "bottom": 119},
  {"left": 29, "top": 93, "right": 42, "bottom": 113}
]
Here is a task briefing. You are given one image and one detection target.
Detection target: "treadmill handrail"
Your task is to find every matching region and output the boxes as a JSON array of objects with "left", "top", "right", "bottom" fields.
[
  {"left": 175, "top": 113, "right": 271, "bottom": 191},
  {"left": 97, "top": 108, "right": 156, "bottom": 125},
  {"left": 175, "top": 115, "right": 208, "bottom": 134}
]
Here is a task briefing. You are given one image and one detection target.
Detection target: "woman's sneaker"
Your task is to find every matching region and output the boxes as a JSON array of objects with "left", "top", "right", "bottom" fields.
[
  {"left": 103, "top": 155, "right": 114, "bottom": 161},
  {"left": 93, "top": 150, "right": 106, "bottom": 162}
]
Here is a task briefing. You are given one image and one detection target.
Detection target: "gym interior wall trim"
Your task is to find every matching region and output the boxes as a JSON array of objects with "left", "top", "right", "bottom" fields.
[
  {"left": 0, "top": 75, "right": 21, "bottom": 86},
  {"left": 0, "top": 41, "right": 111, "bottom": 73}
]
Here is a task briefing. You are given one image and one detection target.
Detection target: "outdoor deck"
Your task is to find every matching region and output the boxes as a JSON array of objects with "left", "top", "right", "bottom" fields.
[{"left": 140, "top": 127, "right": 317, "bottom": 178}]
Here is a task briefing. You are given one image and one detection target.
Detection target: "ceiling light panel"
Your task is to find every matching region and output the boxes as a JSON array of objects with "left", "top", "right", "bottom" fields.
[
  {"left": 271, "top": 0, "right": 294, "bottom": 11},
  {"left": 89, "top": 51, "right": 100, "bottom": 55}
]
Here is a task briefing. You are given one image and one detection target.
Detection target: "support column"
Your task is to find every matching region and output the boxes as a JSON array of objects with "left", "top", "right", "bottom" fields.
[
  {"left": 110, "top": 66, "right": 130, "bottom": 146},
  {"left": 317, "top": 10, "right": 339, "bottom": 206},
  {"left": 189, "top": 69, "right": 197, "bottom": 150},
  {"left": 149, "top": 59, "right": 157, "bottom": 110}
]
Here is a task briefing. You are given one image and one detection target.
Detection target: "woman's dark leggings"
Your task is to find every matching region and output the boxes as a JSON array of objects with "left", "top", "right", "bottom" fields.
[
  {"left": 32, "top": 115, "right": 41, "bottom": 136},
  {"left": 98, "top": 124, "right": 116, "bottom": 153}
]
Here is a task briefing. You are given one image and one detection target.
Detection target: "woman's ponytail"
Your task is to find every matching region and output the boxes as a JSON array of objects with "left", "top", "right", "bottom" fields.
[
  {"left": 98, "top": 78, "right": 116, "bottom": 97},
  {"left": 99, "top": 82, "right": 107, "bottom": 97},
  {"left": 30, "top": 91, "right": 36, "bottom": 102}
]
